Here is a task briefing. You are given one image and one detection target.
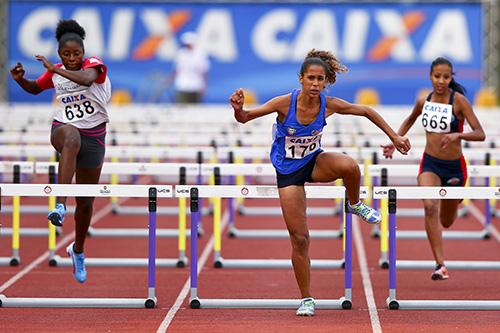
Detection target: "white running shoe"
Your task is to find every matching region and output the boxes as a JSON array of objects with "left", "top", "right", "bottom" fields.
[{"left": 296, "top": 298, "right": 315, "bottom": 316}]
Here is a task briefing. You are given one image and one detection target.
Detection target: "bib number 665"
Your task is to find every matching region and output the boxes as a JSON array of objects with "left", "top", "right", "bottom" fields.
[{"left": 422, "top": 113, "right": 448, "bottom": 130}]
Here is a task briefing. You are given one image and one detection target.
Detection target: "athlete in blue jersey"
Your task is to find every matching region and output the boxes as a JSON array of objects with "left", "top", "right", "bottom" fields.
[
  {"left": 382, "top": 57, "right": 485, "bottom": 281},
  {"left": 230, "top": 49, "right": 410, "bottom": 316}
]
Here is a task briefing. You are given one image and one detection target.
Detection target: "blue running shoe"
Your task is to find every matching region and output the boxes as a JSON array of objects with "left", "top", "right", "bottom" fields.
[
  {"left": 296, "top": 298, "right": 315, "bottom": 316},
  {"left": 66, "top": 242, "right": 87, "bottom": 283},
  {"left": 48, "top": 203, "right": 66, "bottom": 227},
  {"left": 347, "top": 201, "right": 382, "bottom": 224}
]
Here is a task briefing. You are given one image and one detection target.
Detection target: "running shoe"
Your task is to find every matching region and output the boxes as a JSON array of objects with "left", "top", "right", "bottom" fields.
[
  {"left": 347, "top": 201, "right": 382, "bottom": 224},
  {"left": 48, "top": 203, "right": 66, "bottom": 227},
  {"left": 431, "top": 264, "right": 449, "bottom": 281},
  {"left": 296, "top": 298, "right": 315, "bottom": 316},
  {"left": 66, "top": 242, "right": 87, "bottom": 283}
]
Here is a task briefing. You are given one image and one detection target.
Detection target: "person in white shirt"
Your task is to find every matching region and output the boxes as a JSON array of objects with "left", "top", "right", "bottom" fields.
[
  {"left": 10, "top": 19, "right": 111, "bottom": 284},
  {"left": 173, "top": 32, "right": 210, "bottom": 104}
]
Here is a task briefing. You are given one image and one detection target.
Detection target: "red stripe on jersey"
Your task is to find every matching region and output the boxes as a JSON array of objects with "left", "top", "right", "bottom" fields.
[
  {"left": 35, "top": 64, "right": 63, "bottom": 90},
  {"left": 83, "top": 57, "right": 107, "bottom": 84},
  {"left": 418, "top": 152, "right": 425, "bottom": 175},
  {"left": 459, "top": 155, "right": 468, "bottom": 186}
]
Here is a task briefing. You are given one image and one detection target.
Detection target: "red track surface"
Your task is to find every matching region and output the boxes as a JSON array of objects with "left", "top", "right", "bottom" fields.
[{"left": 0, "top": 196, "right": 499, "bottom": 332}]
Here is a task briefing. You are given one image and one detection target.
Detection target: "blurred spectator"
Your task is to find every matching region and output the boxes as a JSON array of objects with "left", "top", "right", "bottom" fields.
[{"left": 173, "top": 32, "right": 210, "bottom": 104}]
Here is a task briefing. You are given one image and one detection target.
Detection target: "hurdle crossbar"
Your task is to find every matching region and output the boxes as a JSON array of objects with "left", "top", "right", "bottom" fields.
[
  {"left": 178, "top": 185, "right": 354, "bottom": 310},
  {"left": 370, "top": 165, "right": 498, "bottom": 267},
  {"left": 0, "top": 184, "right": 172, "bottom": 308},
  {"left": 374, "top": 187, "right": 500, "bottom": 310},
  {"left": 36, "top": 161, "right": 201, "bottom": 216},
  {"left": 36, "top": 162, "right": 205, "bottom": 267},
  {"left": 200, "top": 164, "right": 344, "bottom": 238}
]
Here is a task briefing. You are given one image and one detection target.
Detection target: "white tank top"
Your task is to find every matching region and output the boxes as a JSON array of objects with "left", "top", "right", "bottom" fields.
[
  {"left": 34, "top": 57, "right": 111, "bottom": 129},
  {"left": 52, "top": 72, "right": 111, "bottom": 128}
]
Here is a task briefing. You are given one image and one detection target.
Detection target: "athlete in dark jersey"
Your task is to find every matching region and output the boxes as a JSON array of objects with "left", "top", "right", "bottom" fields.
[
  {"left": 382, "top": 57, "right": 485, "bottom": 281},
  {"left": 230, "top": 49, "right": 410, "bottom": 316}
]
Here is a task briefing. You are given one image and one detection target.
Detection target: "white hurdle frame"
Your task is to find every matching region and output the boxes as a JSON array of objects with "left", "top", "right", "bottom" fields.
[
  {"left": 369, "top": 164, "right": 494, "bottom": 239},
  {"left": 374, "top": 183, "right": 500, "bottom": 270},
  {"left": 0, "top": 161, "right": 66, "bottom": 218},
  {"left": 176, "top": 185, "right": 354, "bottom": 309},
  {"left": 374, "top": 186, "right": 500, "bottom": 310},
  {"left": 36, "top": 162, "right": 193, "bottom": 267},
  {"left": 0, "top": 162, "right": 38, "bottom": 266},
  {"left": 200, "top": 163, "right": 344, "bottom": 239},
  {"left": 0, "top": 183, "right": 172, "bottom": 308}
]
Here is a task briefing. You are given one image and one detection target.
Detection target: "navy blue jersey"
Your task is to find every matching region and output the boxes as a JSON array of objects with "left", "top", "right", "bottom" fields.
[{"left": 423, "top": 91, "right": 463, "bottom": 133}]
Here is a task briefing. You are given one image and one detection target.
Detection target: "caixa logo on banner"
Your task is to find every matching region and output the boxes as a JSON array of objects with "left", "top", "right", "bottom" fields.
[{"left": 14, "top": 5, "right": 477, "bottom": 64}]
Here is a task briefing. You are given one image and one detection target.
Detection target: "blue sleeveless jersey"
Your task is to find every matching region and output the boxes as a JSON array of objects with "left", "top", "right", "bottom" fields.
[{"left": 270, "top": 89, "right": 327, "bottom": 174}]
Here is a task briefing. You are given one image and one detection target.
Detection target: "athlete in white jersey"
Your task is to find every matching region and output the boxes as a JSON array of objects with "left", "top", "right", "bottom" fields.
[{"left": 10, "top": 19, "right": 111, "bottom": 283}]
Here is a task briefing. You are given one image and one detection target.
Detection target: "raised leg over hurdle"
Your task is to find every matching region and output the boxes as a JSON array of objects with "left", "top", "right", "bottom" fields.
[
  {"left": 201, "top": 162, "right": 344, "bottom": 240},
  {"left": 176, "top": 185, "right": 356, "bottom": 310}
]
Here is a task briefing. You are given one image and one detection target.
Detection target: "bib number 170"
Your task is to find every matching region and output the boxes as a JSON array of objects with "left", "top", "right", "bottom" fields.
[{"left": 287, "top": 142, "right": 318, "bottom": 159}]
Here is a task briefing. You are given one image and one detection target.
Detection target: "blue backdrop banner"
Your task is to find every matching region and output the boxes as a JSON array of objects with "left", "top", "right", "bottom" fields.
[{"left": 8, "top": 1, "right": 483, "bottom": 104}]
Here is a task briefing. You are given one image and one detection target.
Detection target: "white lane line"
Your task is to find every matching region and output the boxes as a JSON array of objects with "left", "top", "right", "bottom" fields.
[
  {"left": 352, "top": 217, "right": 382, "bottom": 333},
  {"left": 0, "top": 199, "right": 122, "bottom": 293},
  {"left": 156, "top": 210, "right": 229, "bottom": 333},
  {"left": 468, "top": 202, "right": 500, "bottom": 242}
]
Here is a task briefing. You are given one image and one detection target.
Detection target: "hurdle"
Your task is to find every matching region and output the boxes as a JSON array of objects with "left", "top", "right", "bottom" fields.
[
  {"left": 0, "top": 162, "right": 38, "bottom": 266},
  {"left": 35, "top": 162, "right": 194, "bottom": 267},
  {"left": 226, "top": 147, "right": 359, "bottom": 217},
  {"left": 0, "top": 183, "right": 171, "bottom": 308},
  {"left": 373, "top": 164, "right": 500, "bottom": 267},
  {"left": 99, "top": 148, "right": 214, "bottom": 223},
  {"left": 176, "top": 185, "right": 353, "bottom": 309},
  {"left": 364, "top": 147, "right": 500, "bottom": 240},
  {"left": 200, "top": 163, "right": 344, "bottom": 239},
  {"left": 192, "top": 184, "right": 366, "bottom": 269},
  {"left": 0, "top": 160, "right": 66, "bottom": 215},
  {"left": 0, "top": 161, "right": 46, "bottom": 237},
  {"left": 374, "top": 187, "right": 500, "bottom": 310}
]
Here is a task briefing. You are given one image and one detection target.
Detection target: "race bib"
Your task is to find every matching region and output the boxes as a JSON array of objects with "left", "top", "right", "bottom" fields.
[
  {"left": 421, "top": 101, "right": 452, "bottom": 133},
  {"left": 56, "top": 90, "right": 97, "bottom": 123},
  {"left": 285, "top": 132, "right": 322, "bottom": 159}
]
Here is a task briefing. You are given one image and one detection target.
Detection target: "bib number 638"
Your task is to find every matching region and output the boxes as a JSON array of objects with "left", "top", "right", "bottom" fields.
[{"left": 65, "top": 101, "right": 95, "bottom": 121}]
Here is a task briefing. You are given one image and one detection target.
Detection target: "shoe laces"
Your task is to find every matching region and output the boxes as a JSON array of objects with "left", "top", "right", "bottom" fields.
[
  {"left": 300, "top": 298, "right": 314, "bottom": 308},
  {"left": 350, "top": 202, "right": 373, "bottom": 218},
  {"left": 56, "top": 203, "right": 66, "bottom": 215},
  {"left": 74, "top": 252, "right": 85, "bottom": 270}
]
